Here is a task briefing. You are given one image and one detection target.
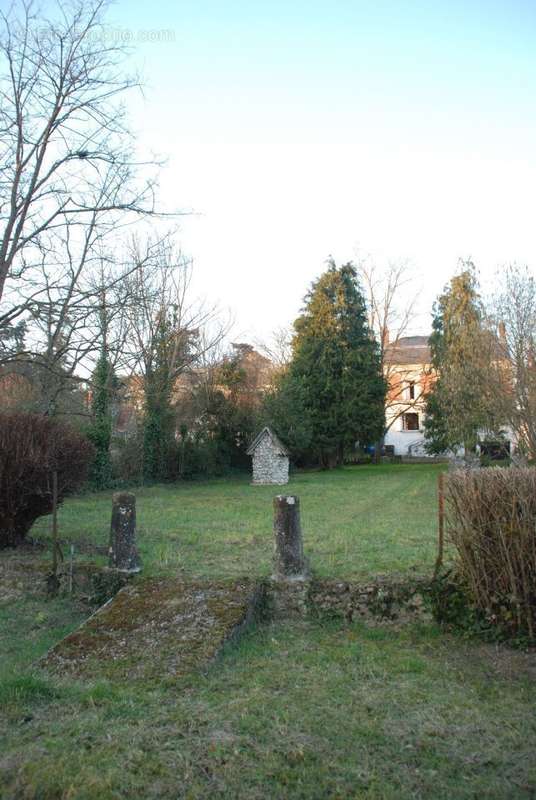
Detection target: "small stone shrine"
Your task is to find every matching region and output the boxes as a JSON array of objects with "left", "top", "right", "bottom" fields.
[{"left": 246, "top": 426, "right": 289, "bottom": 485}]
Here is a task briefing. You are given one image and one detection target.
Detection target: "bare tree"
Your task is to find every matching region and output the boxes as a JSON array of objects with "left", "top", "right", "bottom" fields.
[
  {"left": 0, "top": 218, "right": 173, "bottom": 414},
  {"left": 0, "top": 0, "right": 161, "bottom": 366},
  {"left": 119, "top": 237, "right": 229, "bottom": 478},
  {"left": 255, "top": 325, "right": 292, "bottom": 372},
  {"left": 356, "top": 255, "right": 425, "bottom": 439},
  {"left": 123, "top": 238, "right": 227, "bottom": 385},
  {"left": 491, "top": 264, "right": 536, "bottom": 458}
]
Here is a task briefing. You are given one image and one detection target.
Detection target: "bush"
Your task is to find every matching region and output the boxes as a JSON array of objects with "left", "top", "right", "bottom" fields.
[
  {"left": 111, "top": 430, "right": 144, "bottom": 484},
  {"left": 0, "top": 413, "right": 94, "bottom": 548},
  {"left": 445, "top": 467, "right": 536, "bottom": 641},
  {"left": 183, "top": 434, "right": 231, "bottom": 479}
]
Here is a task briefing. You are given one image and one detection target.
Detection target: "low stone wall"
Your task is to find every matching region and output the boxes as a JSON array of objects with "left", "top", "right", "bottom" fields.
[
  {"left": 308, "top": 577, "right": 432, "bottom": 625},
  {"left": 265, "top": 576, "right": 310, "bottom": 619},
  {"left": 0, "top": 553, "right": 131, "bottom": 607}
]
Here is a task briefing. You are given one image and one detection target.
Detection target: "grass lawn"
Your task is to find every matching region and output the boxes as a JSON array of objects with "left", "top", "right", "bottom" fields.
[
  {"left": 2, "top": 464, "right": 536, "bottom": 799},
  {"left": 1, "top": 619, "right": 535, "bottom": 799},
  {"left": 30, "top": 463, "right": 446, "bottom": 580}
]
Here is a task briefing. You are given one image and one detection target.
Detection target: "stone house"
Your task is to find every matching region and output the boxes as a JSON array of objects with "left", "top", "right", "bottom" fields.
[{"left": 247, "top": 427, "right": 290, "bottom": 485}]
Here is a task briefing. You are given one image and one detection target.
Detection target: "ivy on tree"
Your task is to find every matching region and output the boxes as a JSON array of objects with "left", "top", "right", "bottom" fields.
[
  {"left": 205, "top": 354, "right": 264, "bottom": 470},
  {"left": 87, "top": 346, "right": 116, "bottom": 488},
  {"left": 142, "top": 310, "right": 177, "bottom": 482}
]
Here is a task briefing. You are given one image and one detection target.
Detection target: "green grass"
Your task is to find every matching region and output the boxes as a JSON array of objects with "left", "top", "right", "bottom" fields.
[
  {"left": 0, "top": 586, "right": 88, "bottom": 682},
  {"left": 1, "top": 619, "right": 535, "bottom": 799},
  {"left": 30, "top": 463, "right": 445, "bottom": 580},
  {"left": 2, "top": 464, "right": 535, "bottom": 799}
]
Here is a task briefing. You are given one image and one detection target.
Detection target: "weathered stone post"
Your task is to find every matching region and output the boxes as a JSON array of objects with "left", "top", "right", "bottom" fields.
[
  {"left": 273, "top": 495, "right": 307, "bottom": 578},
  {"left": 109, "top": 492, "right": 141, "bottom": 573},
  {"left": 269, "top": 495, "right": 310, "bottom": 617}
]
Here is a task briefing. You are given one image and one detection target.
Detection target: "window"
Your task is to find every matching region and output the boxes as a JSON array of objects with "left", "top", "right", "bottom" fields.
[
  {"left": 402, "top": 412, "right": 419, "bottom": 431},
  {"left": 408, "top": 381, "right": 415, "bottom": 400}
]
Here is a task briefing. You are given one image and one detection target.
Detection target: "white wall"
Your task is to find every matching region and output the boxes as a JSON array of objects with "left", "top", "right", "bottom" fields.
[{"left": 384, "top": 420, "right": 427, "bottom": 456}]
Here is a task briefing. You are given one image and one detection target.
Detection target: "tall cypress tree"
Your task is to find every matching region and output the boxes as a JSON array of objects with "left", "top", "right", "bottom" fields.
[
  {"left": 424, "top": 264, "right": 500, "bottom": 454},
  {"left": 278, "top": 259, "right": 385, "bottom": 467},
  {"left": 87, "top": 345, "right": 115, "bottom": 488}
]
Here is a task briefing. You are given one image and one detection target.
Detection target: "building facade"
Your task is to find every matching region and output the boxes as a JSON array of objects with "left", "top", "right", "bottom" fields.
[
  {"left": 383, "top": 334, "right": 515, "bottom": 458},
  {"left": 383, "top": 335, "right": 434, "bottom": 457}
]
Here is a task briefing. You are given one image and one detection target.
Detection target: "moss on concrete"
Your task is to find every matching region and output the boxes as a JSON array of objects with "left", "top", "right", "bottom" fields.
[{"left": 42, "top": 577, "right": 263, "bottom": 682}]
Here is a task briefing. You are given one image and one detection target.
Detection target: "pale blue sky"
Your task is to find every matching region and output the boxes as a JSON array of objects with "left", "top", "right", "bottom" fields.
[{"left": 103, "top": 0, "right": 536, "bottom": 338}]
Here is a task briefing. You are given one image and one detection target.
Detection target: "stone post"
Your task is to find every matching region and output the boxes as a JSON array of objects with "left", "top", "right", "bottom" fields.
[
  {"left": 269, "top": 495, "right": 310, "bottom": 618},
  {"left": 109, "top": 492, "right": 141, "bottom": 573},
  {"left": 273, "top": 495, "right": 307, "bottom": 578}
]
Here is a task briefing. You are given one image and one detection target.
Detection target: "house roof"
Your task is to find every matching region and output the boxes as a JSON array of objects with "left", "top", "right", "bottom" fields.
[
  {"left": 385, "top": 335, "right": 431, "bottom": 365},
  {"left": 246, "top": 426, "right": 289, "bottom": 456}
]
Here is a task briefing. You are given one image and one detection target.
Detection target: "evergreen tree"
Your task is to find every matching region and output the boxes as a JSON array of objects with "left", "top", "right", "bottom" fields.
[
  {"left": 263, "top": 370, "right": 313, "bottom": 461},
  {"left": 275, "top": 259, "right": 385, "bottom": 467},
  {"left": 424, "top": 264, "right": 500, "bottom": 454},
  {"left": 142, "top": 310, "right": 176, "bottom": 482},
  {"left": 87, "top": 346, "right": 115, "bottom": 488}
]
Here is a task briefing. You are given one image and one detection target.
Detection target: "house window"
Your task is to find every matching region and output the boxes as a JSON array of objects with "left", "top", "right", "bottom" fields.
[
  {"left": 408, "top": 381, "right": 415, "bottom": 400},
  {"left": 403, "top": 412, "right": 419, "bottom": 431}
]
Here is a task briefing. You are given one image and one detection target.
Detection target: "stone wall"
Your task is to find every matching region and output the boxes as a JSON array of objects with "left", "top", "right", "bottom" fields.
[
  {"left": 308, "top": 578, "right": 432, "bottom": 625},
  {"left": 252, "top": 435, "right": 289, "bottom": 484}
]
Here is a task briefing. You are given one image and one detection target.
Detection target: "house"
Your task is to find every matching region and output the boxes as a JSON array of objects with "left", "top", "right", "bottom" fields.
[
  {"left": 383, "top": 335, "right": 435, "bottom": 457},
  {"left": 247, "top": 427, "right": 290, "bottom": 485},
  {"left": 383, "top": 333, "right": 515, "bottom": 458}
]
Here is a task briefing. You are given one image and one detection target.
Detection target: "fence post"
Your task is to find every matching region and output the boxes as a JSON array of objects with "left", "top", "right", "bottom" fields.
[
  {"left": 433, "top": 472, "right": 445, "bottom": 580},
  {"left": 47, "top": 470, "right": 63, "bottom": 595}
]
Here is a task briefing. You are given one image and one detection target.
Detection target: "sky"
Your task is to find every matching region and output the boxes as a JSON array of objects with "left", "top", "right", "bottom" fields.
[{"left": 99, "top": 0, "right": 536, "bottom": 342}]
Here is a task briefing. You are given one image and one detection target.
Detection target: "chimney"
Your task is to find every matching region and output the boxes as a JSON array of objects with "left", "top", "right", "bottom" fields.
[
  {"left": 382, "top": 327, "right": 390, "bottom": 348},
  {"left": 498, "top": 321, "right": 506, "bottom": 341}
]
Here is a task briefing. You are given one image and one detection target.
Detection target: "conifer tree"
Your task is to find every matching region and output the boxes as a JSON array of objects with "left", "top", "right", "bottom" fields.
[
  {"left": 424, "top": 264, "right": 501, "bottom": 454},
  {"left": 276, "top": 259, "right": 385, "bottom": 467},
  {"left": 87, "top": 345, "right": 115, "bottom": 488}
]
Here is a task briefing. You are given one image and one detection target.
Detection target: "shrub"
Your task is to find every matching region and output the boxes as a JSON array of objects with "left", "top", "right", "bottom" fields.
[
  {"left": 177, "top": 433, "right": 225, "bottom": 479},
  {"left": 111, "top": 430, "right": 144, "bottom": 484},
  {"left": 0, "top": 413, "right": 94, "bottom": 548},
  {"left": 444, "top": 467, "right": 536, "bottom": 641}
]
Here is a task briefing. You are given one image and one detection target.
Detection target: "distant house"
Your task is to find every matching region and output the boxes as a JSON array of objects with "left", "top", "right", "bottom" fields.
[
  {"left": 227, "top": 343, "right": 274, "bottom": 397},
  {"left": 247, "top": 427, "right": 289, "bottom": 485},
  {"left": 383, "top": 333, "right": 514, "bottom": 458},
  {"left": 110, "top": 344, "right": 274, "bottom": 440},
  {"left": 383, "top": 335, "right": 434, "bottom": 457}
]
